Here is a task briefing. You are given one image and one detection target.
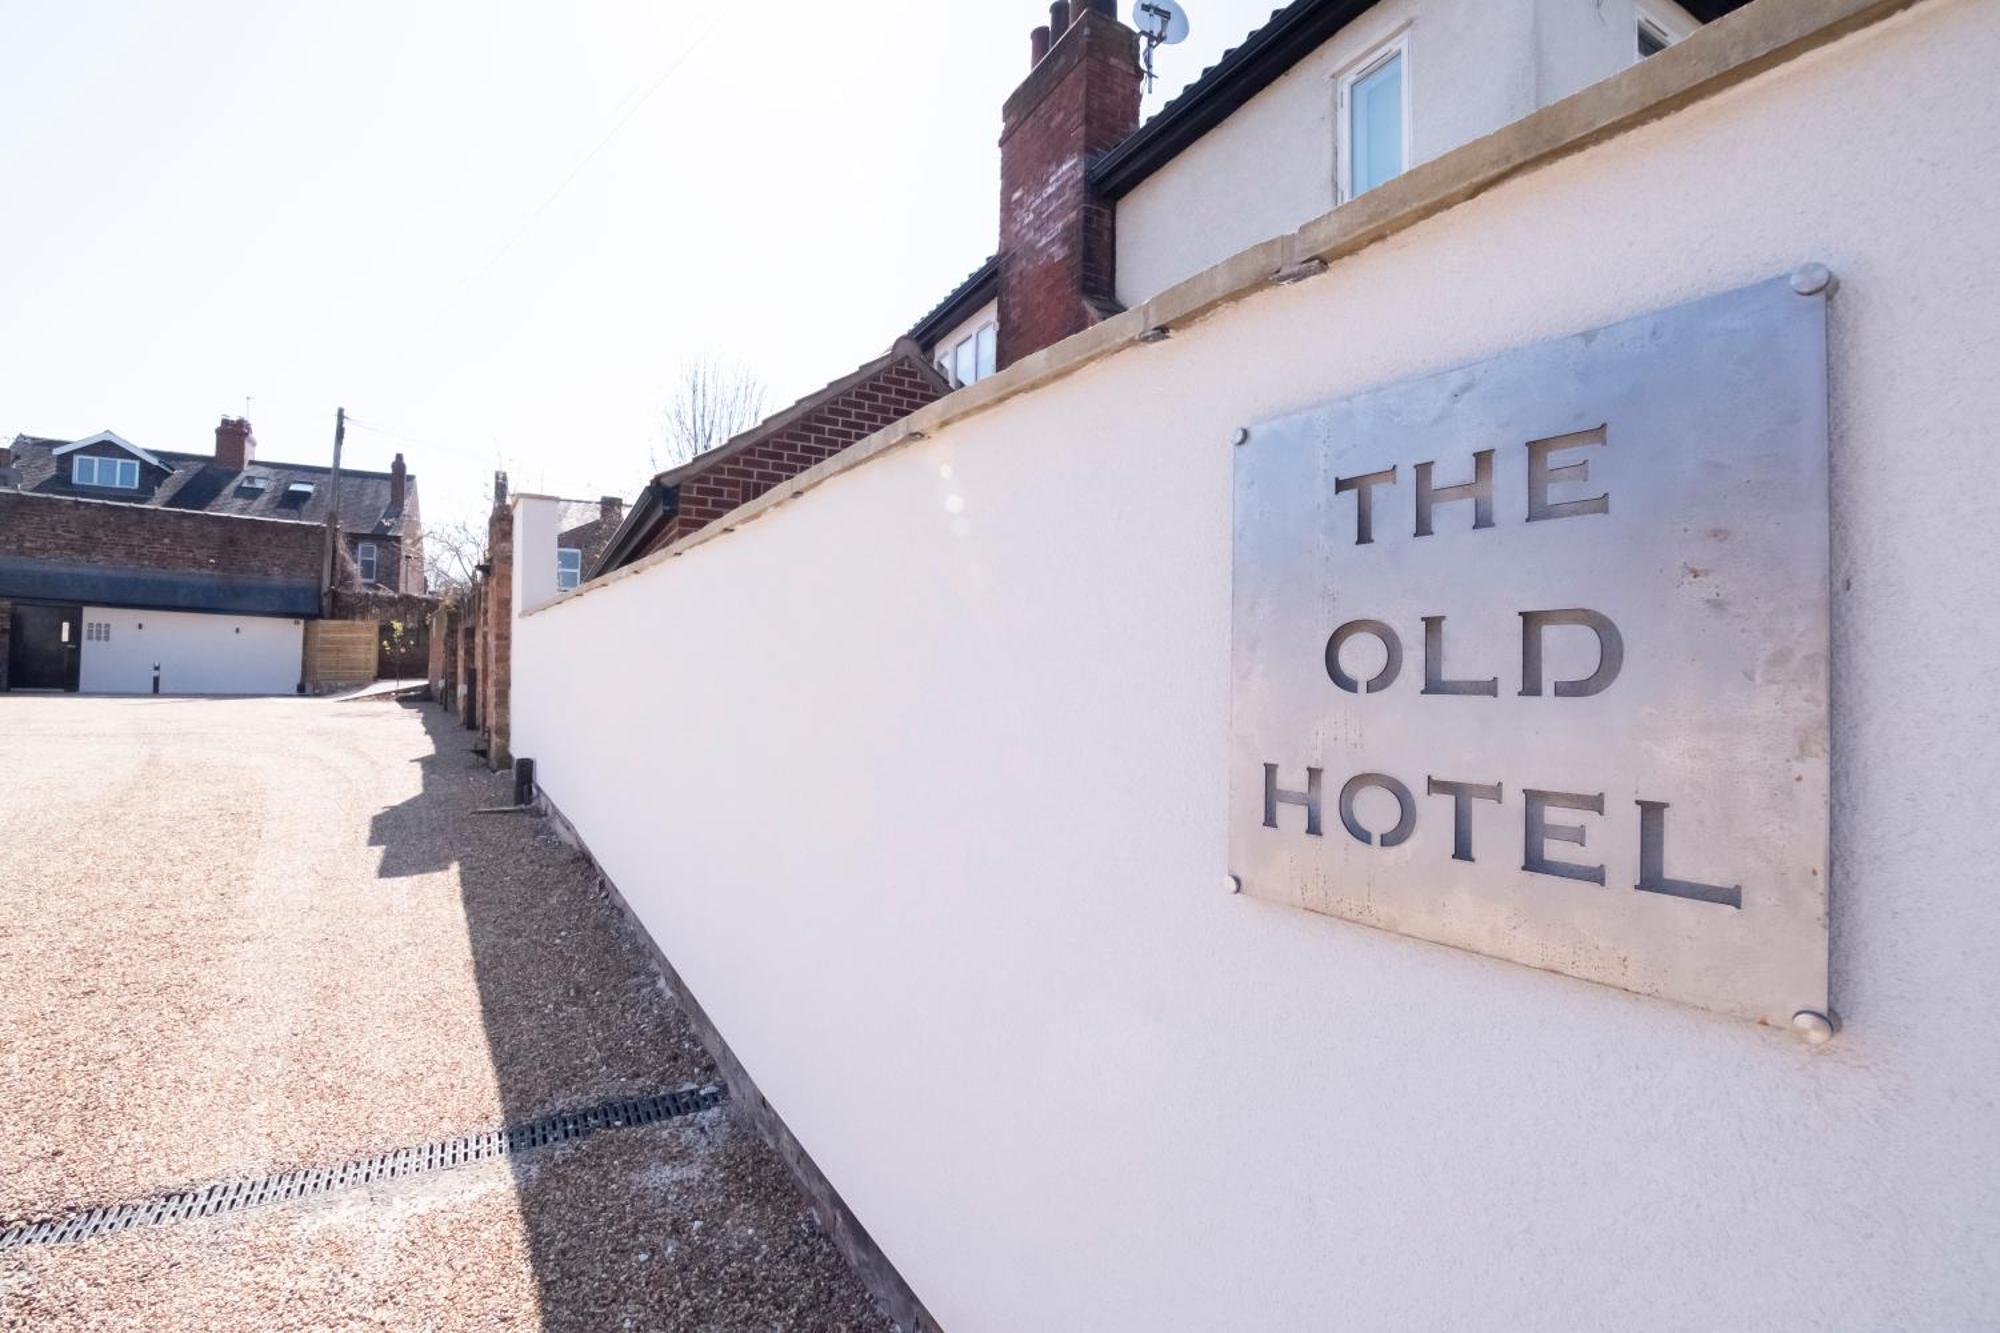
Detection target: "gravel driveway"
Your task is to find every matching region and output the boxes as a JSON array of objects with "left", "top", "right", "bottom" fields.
[{"left": 0, "top": 694, "right": 891, "bottom": 1332}]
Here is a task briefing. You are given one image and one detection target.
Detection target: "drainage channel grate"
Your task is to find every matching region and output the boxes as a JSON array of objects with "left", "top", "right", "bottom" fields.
[{"left": 0, "top": 1084, "right": 725, "bottom": 1252}]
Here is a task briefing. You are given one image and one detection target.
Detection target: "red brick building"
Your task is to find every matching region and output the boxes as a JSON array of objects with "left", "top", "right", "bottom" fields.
[
  {"left": 0, "top": 417, "right": 425, "bottom": 693},
  {"left": 593, "top": 0, "right": 1144, "bottom": 578},
  {"left": 593, "top": 344, "right": 948, "bottom": 572}
]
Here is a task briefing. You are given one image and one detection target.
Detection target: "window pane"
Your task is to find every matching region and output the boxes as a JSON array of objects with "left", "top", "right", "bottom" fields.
[
  {"left": 976, "top": 323, "right": 997, "bottom": 381},
  {"left": 954, "top": 336, "right": 977, "bottom": 388},
  {"left": 117, "top": 459, "right": 137, "bottom": 487},
  {"left": 74, "top": 456, "right": 94, "bottom": 484},
  {"left": 1351, "top": 52, "right": 1403, "bottom": 196}
]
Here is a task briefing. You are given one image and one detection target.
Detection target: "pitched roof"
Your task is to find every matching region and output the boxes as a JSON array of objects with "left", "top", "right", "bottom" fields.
[
  {"left": 906, "top": 255, "right": 1001, "bottom": 350},
  {"left": 7, "top": 434, "right": 419, "bottom": 540},
  {"left": 550, "top": 502, "right": 624, "bottom": 574},
  {"left": 592, "top": 340, "right": 949, "bottom": 575},
  {"left": 650, "top": 339, "right": 945, "bottom": 491},
  {"left": 50, "top": 431, "right": 164, "bottom": 469},
  {"left": 1091, "top": 0, "right": 1753, "bottom": 200}
]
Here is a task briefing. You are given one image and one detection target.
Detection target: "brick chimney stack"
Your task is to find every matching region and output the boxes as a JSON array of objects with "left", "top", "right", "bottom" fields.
[
  {"left": 997, "top": 0, "right": 1139, "bottom": 371},
  {"left": 390, "top": 453, "right": 407, "bottom": 513},
  {"left": 599, "top": 495, "right": 624, "bottom": 523},
  {"left": 215, "top": 416, "right": 256, "bottom": 472}
]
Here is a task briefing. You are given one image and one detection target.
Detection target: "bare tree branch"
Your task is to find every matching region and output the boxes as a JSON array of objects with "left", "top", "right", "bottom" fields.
[
  {"left": 657, "top": 357, "right": 766, "bottom": 470},
  {"left": 423, "top": 518, "right": 486, "bottom": 601}
]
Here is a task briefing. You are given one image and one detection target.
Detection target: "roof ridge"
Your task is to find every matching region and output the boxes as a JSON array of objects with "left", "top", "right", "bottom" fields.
[{"left": 148, "top": 450, "right": 410, "bottom": 480}]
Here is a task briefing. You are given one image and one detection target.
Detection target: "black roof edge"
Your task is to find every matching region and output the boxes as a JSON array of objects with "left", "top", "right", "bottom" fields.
[
  {"left": 905, "top": 255, "right": 1001, "bottom": 349},
  {"left": 588, "top": 480, "right": 675, "bottom": 579},
  {"left": 1091, "top": 0, "right": 1377, "bottom": 201},
  {"left": 1091, "top": 0, "right": 1750, "bottom": 200}
]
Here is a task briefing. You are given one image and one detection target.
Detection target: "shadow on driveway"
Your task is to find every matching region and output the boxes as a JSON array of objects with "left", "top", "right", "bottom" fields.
[{"left": 366, "top": 701, "right": 892, "bottom": 1332}]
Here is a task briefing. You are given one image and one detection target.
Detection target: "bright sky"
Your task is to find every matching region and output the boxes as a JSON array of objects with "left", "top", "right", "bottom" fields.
[{"left": 0, "top": 0, "right": 1281, "bottom": 530}]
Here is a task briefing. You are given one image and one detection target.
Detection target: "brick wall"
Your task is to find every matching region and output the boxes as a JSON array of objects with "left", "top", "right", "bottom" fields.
[
  {"left": 640, "top": 355, "right": 946, "bottom": 559},
  {"left": 481, "top": 502, "right": 514, "bottom": 769},
  {"left": 558, "top": 501, "right": 625, "bottom": 571},
  {"left": 428, "top": 603, "right": 460, "bottom": 710},
  {"left": 0, "top": 490, "right": 324, "bottom": 581},
  {"left": 457, "top": 592, "right": 478, "bottom": 730},
  {"left": 339, "top": 533, "right": 409, "bottom": 594},
  {"left": 997, "top": 8, "right": 1140, "bottom": 370}
]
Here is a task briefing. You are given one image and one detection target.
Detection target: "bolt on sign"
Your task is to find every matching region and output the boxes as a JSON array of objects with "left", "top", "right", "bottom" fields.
[{"left": 1229, "top": 273, "right": 1831, "bottom": 1029}]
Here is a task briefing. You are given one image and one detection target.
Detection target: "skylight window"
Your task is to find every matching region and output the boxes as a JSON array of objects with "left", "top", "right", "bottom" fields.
[
  {"left": 278, "top": 482, "right": 315, "bottom": 508},
  {"left": 237, "top": 476, "right": 270, "bottom": 497}
]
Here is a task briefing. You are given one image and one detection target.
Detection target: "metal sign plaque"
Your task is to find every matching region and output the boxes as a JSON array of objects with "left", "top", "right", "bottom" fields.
[{"left": 1229, "top": 274, "right": 1830, "bottom": 1027}]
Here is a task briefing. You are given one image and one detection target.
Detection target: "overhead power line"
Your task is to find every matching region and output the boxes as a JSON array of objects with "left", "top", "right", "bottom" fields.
[{"left": 413, "top": 16, "right": 726, "bottom": 340}]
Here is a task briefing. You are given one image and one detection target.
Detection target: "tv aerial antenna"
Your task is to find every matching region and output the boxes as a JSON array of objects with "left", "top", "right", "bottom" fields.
[{"left": 1133, "top": 0, "right": 1190, "bottom": 92}]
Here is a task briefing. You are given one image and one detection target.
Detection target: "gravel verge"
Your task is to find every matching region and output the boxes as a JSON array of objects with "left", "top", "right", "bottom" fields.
[{"left": 0, "top": 695, "right": 891, "bottom": 1331}]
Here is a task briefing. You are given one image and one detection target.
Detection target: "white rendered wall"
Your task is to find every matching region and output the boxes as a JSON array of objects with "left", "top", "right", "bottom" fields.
[
  {"left": 510, "top": 495, "right": 562, "bottom": 617},
  {"left": 78, "top": 607, "right": 303, "bottom": 695},
  {"left": 516, "top": 4, "right": 2000, "bottom": 1328},
  {"left": 1114, "top": 0, "right": 1700, "bottom": 306}
]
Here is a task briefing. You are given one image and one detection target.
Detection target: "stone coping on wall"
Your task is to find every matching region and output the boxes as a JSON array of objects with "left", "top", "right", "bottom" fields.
[{"left": 524, "top": 0, "right": 1922, "bottom": 620}]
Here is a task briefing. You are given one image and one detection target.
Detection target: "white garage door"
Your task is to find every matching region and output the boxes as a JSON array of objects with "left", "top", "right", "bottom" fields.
[{"left": 77, "top": 607, "right": 305, "bottom": 696}]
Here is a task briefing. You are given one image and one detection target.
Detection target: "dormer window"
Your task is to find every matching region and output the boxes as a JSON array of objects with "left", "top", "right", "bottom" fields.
[
  {"left": 72, "top": 455, "right": 139, "bottom": 489},
  {"left": 937, "top": 321, "right": 998, "bottom": 388}
]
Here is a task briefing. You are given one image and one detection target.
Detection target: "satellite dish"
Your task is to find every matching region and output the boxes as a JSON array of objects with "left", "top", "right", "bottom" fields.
[
  {"left": 1133, "top": 0, "right": 1190, "bottom": 91},
  {"left": 1133, "top": 0, "right": 1190, "bottom": 45}
]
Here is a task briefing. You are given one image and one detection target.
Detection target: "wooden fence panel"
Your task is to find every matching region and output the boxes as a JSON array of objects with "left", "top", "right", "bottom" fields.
[{"left": 304, "top": 621, "right": 378, "bottom": 691}]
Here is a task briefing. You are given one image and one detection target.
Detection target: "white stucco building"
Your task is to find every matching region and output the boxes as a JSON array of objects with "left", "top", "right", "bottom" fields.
[{"left": 512, "top": 0, "right": 2000, "bottom": 1328}]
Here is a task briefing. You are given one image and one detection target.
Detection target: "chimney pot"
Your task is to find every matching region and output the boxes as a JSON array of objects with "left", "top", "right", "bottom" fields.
[
  {"left": 1049, "top": 1, "right": 1069, "bottom": 33},
  {"left": 1031, "top": 23, "right": 1051, "bottom": 64},
  {"left": 390, "top": 452, "right": 407, "bottom": 513},
  {"left": 214, "top": 416, "right": 256, "bottom": 471}
]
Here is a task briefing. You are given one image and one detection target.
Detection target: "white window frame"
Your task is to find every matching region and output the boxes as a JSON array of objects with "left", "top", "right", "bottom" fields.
[
  {"left": 357, "top": 541, "right": 379, "bottom": 584},
  {"left": 556, "top": 547, "right": 582, "bottom": 591},
  {"left": 1335, "top": 30, "right": 1412, "bottom": 205},
  {"left": 974, "top": 322, "right": 997, "bottom": 381},
  {"left": 939, "top": 319, "right": 1000, "bottom": 389},
  {"left": 72, "top": 455, "right": 139, "bottom": 489},
  {"left": 1633, "top": 1, "right": 1693, "bottom": 61}
]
